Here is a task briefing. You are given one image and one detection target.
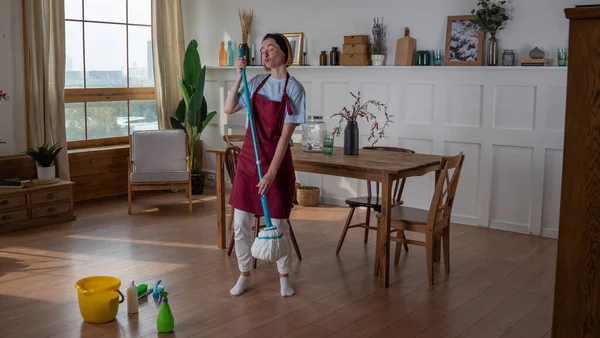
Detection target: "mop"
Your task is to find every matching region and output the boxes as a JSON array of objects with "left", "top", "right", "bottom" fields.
[{"left": 237, "top": 48, "right": 290, "bottom": 262}]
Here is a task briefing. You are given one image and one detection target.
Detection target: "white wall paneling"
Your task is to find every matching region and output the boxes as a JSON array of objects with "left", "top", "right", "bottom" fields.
[{"left": 204, "top": 66, "right": 567, "bottom": 238}]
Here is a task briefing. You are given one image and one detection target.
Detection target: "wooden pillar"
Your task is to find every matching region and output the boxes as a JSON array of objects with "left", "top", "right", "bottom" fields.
[{"left": 553, "top": 6, "right": 600, "bottom": 338}]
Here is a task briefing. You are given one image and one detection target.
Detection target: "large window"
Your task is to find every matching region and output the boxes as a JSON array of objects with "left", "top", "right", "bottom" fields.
[{"left": 64, "top": 0, "right": 157, "bottom": 149}]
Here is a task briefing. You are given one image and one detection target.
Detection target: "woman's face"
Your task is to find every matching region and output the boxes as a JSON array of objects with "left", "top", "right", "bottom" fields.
[{"left": 261, "top": 38, "right": 285, "bottom": 69}]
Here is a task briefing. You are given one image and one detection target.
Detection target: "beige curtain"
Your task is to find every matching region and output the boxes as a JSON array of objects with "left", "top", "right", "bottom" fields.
[
  {"left": 23, "top": 0, "right": 70, "bottom": 180},
  {"left": 152, "top": 0, "right": 185, "bottom": 129}
]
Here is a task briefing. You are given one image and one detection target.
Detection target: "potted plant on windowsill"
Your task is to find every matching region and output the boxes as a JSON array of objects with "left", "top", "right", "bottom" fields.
[
  {"left": 170, "top": 39, "right": 217, "bottom": 195},
  {"left": 25, "top": 142, "right": 63, "bottom": 181}
]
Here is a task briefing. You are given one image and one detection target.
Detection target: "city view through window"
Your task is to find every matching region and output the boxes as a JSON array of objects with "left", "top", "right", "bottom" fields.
[{"left": 64, "top": 0, "right": 158, "bottom": 144}]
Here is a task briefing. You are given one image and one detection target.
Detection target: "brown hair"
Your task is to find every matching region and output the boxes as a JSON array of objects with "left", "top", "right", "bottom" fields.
[{"left": 262, "top": 33, "right": 293, "bottom": 71}]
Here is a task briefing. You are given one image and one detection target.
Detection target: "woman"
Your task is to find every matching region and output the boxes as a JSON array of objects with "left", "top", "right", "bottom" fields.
[{"left": 223, "top": 33, "right": 306, "bottom": 297}]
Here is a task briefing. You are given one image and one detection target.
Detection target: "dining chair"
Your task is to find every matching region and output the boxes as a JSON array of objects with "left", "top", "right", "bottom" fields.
[
  {"left": 223, "top": 146, "right": 302, "bottom": 268},
  {"left": 336, "top": 146, "right": 415, "bottom": 255},
  {"left": 377, "top": 152, "right": 465, "bottom": 286}
]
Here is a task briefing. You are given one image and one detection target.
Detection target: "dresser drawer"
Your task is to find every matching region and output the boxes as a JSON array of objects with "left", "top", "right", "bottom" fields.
[
  {"left": 31, "top": 202, "right": 71, "bottom": 219},
  {"left": 0, "top": 195, "right": 27, "bottom": 211},
  {"left": 0, "top": 209, "right": 28, "bottom": 225},
  {"left": 31, "top": 189, "right": 70, "bottom": 205}
]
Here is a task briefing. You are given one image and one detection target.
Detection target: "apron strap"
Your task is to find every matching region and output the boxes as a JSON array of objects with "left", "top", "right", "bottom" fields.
[{"left": 281, "top": 73, "right": 293, "bottom": 116}]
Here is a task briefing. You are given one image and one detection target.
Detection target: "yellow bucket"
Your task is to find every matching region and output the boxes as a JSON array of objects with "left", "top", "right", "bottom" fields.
[{"left": 75, "top": 276, "right": 124, "bottom": 323}]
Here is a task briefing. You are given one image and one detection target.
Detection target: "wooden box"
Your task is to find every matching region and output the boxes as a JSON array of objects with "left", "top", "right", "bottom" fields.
[
  {"left": 341, "top": 53, "right": 370, "bottom": 66},
  {"left": 343, "top": 43, "right": 369, "bottom": 54},
  {"left": 344, "top": 35, "right": 369, "bottom": 44},
  {"left": 0, "top": 180, "right": 76, "bottom": 233}
]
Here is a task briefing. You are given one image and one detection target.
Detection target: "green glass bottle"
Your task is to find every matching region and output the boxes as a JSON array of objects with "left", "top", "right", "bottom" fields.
[
  {"left": 226, "top": 41, "right": 234, "bottom": 66},
  {"left": 157, "top": 291, "right": 174, "bottom": 333}
]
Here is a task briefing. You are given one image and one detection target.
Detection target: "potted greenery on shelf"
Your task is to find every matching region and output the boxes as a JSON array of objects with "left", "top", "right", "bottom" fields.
[
  {"left": 371, "top": 17, "right": 387, "bottom": 66},
  {"left": 170, "top": 39, "right": 217, "bottom": 195},
  {"left": 26, "top": 142, "right": 63, "bottom": 181},
  {"left": 471, "top": 0, "right": 510, "bottom": 66}
]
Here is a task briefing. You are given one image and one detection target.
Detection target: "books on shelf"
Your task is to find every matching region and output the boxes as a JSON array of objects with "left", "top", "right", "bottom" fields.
[{"left": 0, "top": 178, "right": 30, "bottom": 189}]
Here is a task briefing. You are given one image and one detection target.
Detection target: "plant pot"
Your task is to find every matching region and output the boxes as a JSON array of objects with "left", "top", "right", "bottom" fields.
[
  {"left": 371, "top": 54, "right": 385, "bottom": 66},
  {"left": 344, "top": 121, "right": 359, "bottom": 156},
  {"left": 191, "top": 172, "right": 206, "bottom": 195},
  {"left": 36, "top": 165, "right": 56, "bottom": 181}
]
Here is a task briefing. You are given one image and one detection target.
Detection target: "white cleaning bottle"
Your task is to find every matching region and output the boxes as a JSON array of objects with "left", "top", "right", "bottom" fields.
[{"left": 127, "top": 280, "right": 138, "bottom": 314}]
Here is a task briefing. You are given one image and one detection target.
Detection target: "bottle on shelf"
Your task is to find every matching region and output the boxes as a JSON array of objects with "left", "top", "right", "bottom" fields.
[
  {"left": 226, "top": 41, "right": 234, "bottom": 66},
  {"left": 127, "top": 280, "right": 138, "bottom": 314},
  {"left": 330, "top": 47, "right": 340, "bottom": 66},
  {"left": 219, "top": 41, "right": 226, "bottom": 66},
  {"left": 320, "top": 51, "right": 328, "bottom": 66}
]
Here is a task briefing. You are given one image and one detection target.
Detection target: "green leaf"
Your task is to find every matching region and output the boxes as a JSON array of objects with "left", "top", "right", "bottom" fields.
[
  {"left": 183, "top": 40, "right": 201, "bottom": 88},
  {"left": 170, "top": 116, "right": 185, "bottom": 131},
  {"left": 188, "top": 66, "right": 206, "bottom": 126},
  {"left": 201, "top": 111, "right": 217, "bottom": 131},
  {"left": 177, "top": 76, "right": 191, "bottom": 108},
  {"left": 175, "top": 98, "right": 186, "bottom": 122},
  {"left": 199, "top": 97, "right": 208, "bottom": 127}
]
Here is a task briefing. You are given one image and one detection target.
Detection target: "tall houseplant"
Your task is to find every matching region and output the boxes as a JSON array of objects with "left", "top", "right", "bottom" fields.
[
  {"left": 371, "top": 17, "right": 387, "bottom": 66},
  {"left": 331, "top": 91, "right": 392, "bottom": 155},
  {"left": 25, "top": 142, "right": 63, "bottom": 181},
  {"left": 471, "top": 0, "right": 509, "bottom": 66},
  {"left": 170, "top": 40, "right": 217, "bottom": 195}
]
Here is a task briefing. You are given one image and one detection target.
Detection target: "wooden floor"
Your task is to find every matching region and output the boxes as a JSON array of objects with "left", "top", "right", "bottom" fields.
[{"left": 0, "top": 187, "right": 556, "bottom": 338}]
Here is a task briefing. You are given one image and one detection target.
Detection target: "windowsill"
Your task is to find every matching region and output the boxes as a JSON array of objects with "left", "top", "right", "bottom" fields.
[{"left": 67, "top": 144, "right": 129, "bottom": 154}]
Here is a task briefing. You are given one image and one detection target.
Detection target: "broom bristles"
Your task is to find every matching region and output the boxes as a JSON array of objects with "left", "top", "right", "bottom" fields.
[{"left": 251, "top": 227, "right": 289, "bottom": 262}]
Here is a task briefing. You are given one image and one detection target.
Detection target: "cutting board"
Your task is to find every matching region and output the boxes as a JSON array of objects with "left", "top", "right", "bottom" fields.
[{"left": 395, "top": 27, "right": 416, "bottom": 66}]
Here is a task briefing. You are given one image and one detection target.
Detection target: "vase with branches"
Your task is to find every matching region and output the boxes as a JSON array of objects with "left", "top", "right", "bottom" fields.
[
  {"left": 471, "top": 0, "right": 510, "bottom": 66},
  {"left": 331, "top": 91, "right": 393, "bottom": 155},
  {"left": 0, "top": 90, "right": 9, "bottom": 145},
  {"left": 238, "top": 8, "right": 254, "bottom": 60},
  {"left": 371, "top": 17, "right": 387, "bottom": 66}
]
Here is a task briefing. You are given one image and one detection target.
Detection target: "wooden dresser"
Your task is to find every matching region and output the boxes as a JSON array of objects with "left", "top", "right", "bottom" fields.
[
  {"left": 0, "top": 180, "right": 76, "bottom": 234},
  {"left": 553, "top": 5, "right": 600, "bottom": 338}
]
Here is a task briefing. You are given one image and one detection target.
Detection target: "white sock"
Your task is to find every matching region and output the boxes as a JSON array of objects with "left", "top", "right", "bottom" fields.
[
  {"left": 280, "top": 277, "right": 295, "bottom": 297},
  {"left": 230, "top": 275, "right": 250, "bottom": 296}
]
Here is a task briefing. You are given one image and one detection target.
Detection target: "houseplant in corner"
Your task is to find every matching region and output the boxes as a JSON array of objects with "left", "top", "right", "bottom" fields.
[
  {"left": 371, "top": 17, "right": 387, "bottom": 66},
  {"left": 25, "top": 142, "right": 63, "bottom": 181},
  {"left": 170, "top": 39, "right": 217, "bottom": 195},
  {"left": 471, "top": 0, "right": 510, "bottom": 66},
  {"left": 331, "top": 91, "right": 392, "bottom": 155}
]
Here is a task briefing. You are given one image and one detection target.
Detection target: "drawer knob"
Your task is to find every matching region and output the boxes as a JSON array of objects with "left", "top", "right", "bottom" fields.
[
  {"left": 48, "top": 207, "right": 56, "bottom": 213},
  {"left": 0, "top": 200, "right": 8, "bottom": 206},
  {"left": 2, "top": 215, "right": 10, "bottom": 221},
  {"left": 47, "top": 193, "right": 55, "bottom": 199}
]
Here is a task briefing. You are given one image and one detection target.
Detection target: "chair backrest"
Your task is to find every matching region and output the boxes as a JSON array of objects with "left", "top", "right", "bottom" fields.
[
  {"left": 130, "top": 130, "right": 188, "bottom": 173},
  {"left": 363, "top": 146, "right": 416, "bottom": 204},
  {"left": 426, "top": 152, "right": 465, "bottom": 231},
  {"left": 223, "top": 135, "right": 245, "bottom": 148},
  {"left": 224, "top": 146, "right": 241, "bottom": 183}
]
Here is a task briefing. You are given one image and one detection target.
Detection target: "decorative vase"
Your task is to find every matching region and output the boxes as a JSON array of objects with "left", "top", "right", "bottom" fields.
[
  {"left": 219, "top": 41, "right": 226, "bottom": 66},
  {"left": 371, "top": 55, "right": 385, "bottom": 66},
  {"left": 37, "top": 165, "right": 56, "bottom": 181},
  {"left": 343, "top": 121, "right": 359, "bottom": 156},
  {"left": 226, "top": 41, "right": 234, "bottom": 66},
  {"left": 487, "top": 34, "right": 499, "bottom": 66},
  {"left": 239, "top": 42, "right": 250, "bottom": 60},
  {"left": 191, "top": 172, "right": 206, "bottom": 195}
]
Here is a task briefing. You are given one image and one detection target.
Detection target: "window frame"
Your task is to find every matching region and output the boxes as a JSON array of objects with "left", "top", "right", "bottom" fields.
[{"left": 62, "top": 0, "right": 156, "bottom": 150}]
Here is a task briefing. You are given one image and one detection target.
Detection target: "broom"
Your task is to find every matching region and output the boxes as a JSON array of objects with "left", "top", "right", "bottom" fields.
[{"left": 237, "top": 48, "right": 290, "bottom": 262}]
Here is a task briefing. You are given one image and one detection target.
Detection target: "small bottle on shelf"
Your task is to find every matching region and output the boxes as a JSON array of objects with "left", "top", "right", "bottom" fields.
[
  {"left": 320, "top": 51, "right": 328, "bottom": 66},
  {"left": 219, "top": 41, "right": 226, "bottom": 66}
]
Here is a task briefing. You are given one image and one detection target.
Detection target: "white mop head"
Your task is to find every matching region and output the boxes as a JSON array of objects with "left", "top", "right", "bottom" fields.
[{"left": 251, "top": 226, "right": 290, "bottom": 262}]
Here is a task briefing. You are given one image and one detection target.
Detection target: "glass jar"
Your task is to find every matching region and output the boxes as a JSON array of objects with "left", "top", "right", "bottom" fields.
[
  {"left": 302, "top": 116, "right": 327, "bottom": 152},
  {"left": 319, "top": 51, "right": 328, "bottom": 66},
  {"left": 329, "top": 47, "right": 340, "bottom": 66},
  {"left": 502, "top": 49, "right": 516, "bottom": 66}
]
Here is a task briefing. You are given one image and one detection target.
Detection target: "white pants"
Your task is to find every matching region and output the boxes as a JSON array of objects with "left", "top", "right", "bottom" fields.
[{"left": 233, "top": 208, "right": 292, "bottom": 274}]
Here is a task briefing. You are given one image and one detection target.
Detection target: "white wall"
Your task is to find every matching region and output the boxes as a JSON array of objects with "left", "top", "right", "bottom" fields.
[
  {"left": 0, "top": 0, "right": 27, "bottom": 156},
  {"left": 182, "top": 0, "right": 588, "bottom": 68}
]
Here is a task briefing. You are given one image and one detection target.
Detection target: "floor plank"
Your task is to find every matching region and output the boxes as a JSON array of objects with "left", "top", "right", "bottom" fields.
[{"left": 0, "top": 188, "right": 556, "bottom": 337}]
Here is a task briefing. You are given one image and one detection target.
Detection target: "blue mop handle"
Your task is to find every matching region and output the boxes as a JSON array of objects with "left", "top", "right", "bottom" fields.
[{"left": 238, "top": 49, "right": 274, "bottom": 229}]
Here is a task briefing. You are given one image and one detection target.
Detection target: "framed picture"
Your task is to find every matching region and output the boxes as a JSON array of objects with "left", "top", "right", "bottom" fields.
[
  {"left": 282, "top": 32, "right": 304, "bottom": 66},
  {"left": 444, "top": 15, "right": 484, "bottom": 66}
]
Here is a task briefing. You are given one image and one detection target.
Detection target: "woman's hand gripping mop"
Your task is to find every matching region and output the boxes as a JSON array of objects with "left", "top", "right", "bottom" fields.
[{"left": 238, "top": 48, "right": 290, "bottom": 262}]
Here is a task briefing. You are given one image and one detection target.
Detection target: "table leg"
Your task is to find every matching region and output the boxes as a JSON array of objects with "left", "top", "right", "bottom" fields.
[
  {"left": 216, "top": 152, "right": 226, "bottom": 249},
  {"left": 376, "top": 172, "right": 393, "bottom": 288}
]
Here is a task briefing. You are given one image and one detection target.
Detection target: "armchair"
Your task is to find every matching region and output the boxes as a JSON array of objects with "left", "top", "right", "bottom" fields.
[{"left": 128, "top": 130, "right": 192, "bottom": 214}]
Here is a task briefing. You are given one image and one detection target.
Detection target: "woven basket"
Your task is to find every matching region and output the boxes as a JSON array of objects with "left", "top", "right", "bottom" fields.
[
  {"left": 293, "top": 183, "right": 301, "bottom": 204},
  {"left": 297, "top": 186, "right": 320, "bottom": 207}
]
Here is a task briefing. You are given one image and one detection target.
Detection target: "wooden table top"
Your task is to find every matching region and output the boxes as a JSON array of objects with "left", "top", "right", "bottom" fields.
[{"left": 208, "top": 146, "right": 444, "bottom": 176}]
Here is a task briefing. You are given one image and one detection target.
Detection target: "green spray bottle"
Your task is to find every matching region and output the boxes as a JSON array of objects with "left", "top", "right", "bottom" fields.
[{"left": 157, "top": 291, "right": 174, "bottom": 333}]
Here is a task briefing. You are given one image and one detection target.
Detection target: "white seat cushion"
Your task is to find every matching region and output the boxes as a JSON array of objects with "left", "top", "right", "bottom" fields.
[{"left": 130, "top": 171, "right": 189, "bottom": 183}]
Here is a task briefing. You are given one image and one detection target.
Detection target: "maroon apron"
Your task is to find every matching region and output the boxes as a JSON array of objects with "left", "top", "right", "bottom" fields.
[{"left": 229, "top": 73, "right": 296, "bottom": 219}]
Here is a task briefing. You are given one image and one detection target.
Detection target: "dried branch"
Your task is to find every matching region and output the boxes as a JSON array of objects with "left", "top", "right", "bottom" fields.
[{"left": 238, "top": 9, "right": 254, "bottom": 44}]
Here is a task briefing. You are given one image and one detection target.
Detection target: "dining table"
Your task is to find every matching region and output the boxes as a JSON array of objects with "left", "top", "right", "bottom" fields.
[{"left": 207, "top": 145, "right": 444, "bottom": 287}]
